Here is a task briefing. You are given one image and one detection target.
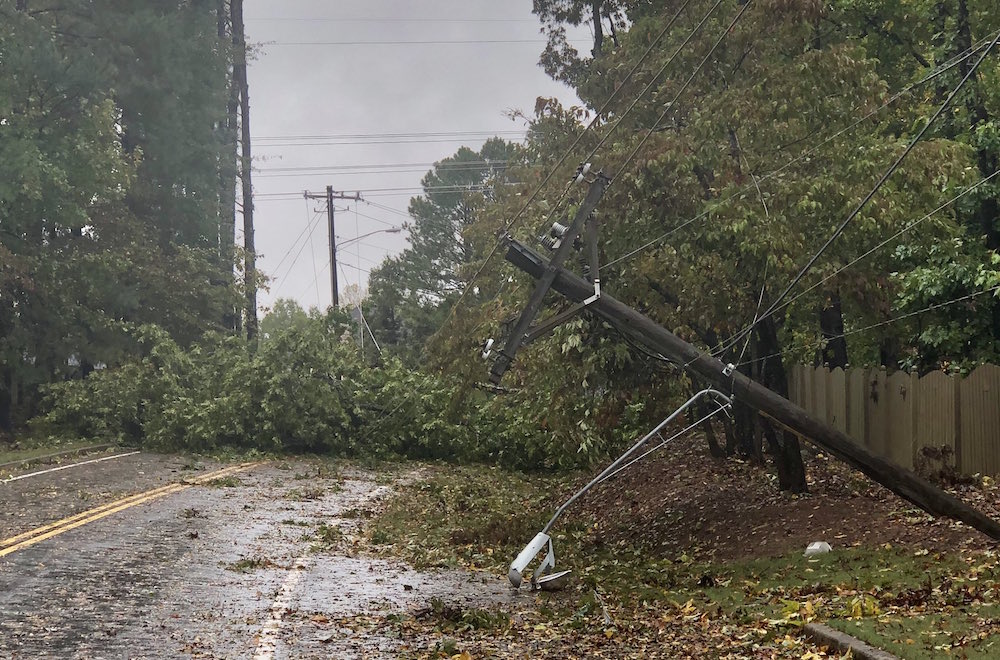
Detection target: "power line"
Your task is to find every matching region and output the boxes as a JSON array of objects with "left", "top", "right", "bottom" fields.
[
  {"left": 742, "top": 168, "right": 1000, "bottom": 340},
  {"left": 253, "top": 131, "right": 526, "bottom": 141},
  {"left": 266, "top": 39, "right": 590, "bottom": 46},
  {"left": 351, "top": 208, "right": 401, "bottom": 228},
  {"left": 438, "top": 0, "right": 701, "bottom": 329},
  {"left": 255, "top": 137, "right": 527, "bottom": 149},
  {"left": 336, "top": 239, "right": 395, "bottom": 256},
  {"left": 340, "top": 261, "right": 371, "bottom": 276},
  {"left": 256, "top": 160, "right": 510, "bottom": 173},
  {"left": 615, "top": 0, "right": 755, "bottom": 186},
  {"left": 603, "top": 32, "right": 997, "bottom": 269},
  {"left": 363, "top": 200, "right": 412, "bottom": 220},
  {"left": 256, "top": 162, "right": 514, "bottom": 179},
  {"left": 270, "top": 205, "right": 330, "bottom": 296},
  {"left": 269, "top": 204, "right": 325, "bottom": 282},
  {"left": 255, "top": 183, "right": 513, "bottom": 199},
  {"left": 738, "top": 284, "right": 1000, "bottom": 368},
  {"left": 247, "top": 17, "right": 539, "bottom": 24},
  {"left": 715, "top": 28, "right": 1000, "bottom": 358},
  {"left": 528, "top": 0, "right": 726, "bottom": 243}
]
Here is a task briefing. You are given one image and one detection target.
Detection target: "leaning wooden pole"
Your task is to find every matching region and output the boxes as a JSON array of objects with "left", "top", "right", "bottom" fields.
[{"left": 502, "top": 237, "right": 1000, "bottom": 540}]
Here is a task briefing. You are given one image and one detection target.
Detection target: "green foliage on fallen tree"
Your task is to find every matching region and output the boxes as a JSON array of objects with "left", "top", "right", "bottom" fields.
[{"left": 35, "top": 313, "right": 632, "bottom": 470}]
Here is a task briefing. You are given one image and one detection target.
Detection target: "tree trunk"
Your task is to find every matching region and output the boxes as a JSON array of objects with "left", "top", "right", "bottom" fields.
[
  {"left": 218, "top": 0, "right": 240, "bottom": 332},
  {"left": 0, "top": 369, "right": 12, "bottom": 433},
  {"left": 819, "top": 290, "right": 849, "bottom": 368},
  {"left": 590, "top": 0, "right": 604, "bottom": 58},
  {"left": 603, "top": 4, "right": 620, "bottom": 47},
  {"left": 231, "top": 0, "right": 257, "bottom": 346},
  {"left": 755, "top": 316, "right": 808, "bottom": 492}
]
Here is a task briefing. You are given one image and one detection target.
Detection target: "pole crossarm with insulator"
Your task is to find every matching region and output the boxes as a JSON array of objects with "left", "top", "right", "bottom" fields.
[{"left": 304, "top": 188, "right": 363, "bottom": 307}]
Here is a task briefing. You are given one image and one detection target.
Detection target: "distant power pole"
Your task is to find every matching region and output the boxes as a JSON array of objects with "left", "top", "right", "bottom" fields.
[{"left": 304, "top": 187, "right": 362, "bottom": 307}]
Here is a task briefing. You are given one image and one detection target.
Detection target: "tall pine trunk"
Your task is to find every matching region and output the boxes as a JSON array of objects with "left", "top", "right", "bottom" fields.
[
  {"left": 231, "top": 0, "right": 257, "bottom": 345},
  {"left": 217, "top": 0, "right": 240, "bottom": 332}
]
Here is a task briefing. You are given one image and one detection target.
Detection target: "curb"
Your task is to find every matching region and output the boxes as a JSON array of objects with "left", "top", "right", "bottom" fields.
[{"left": 805, "top": 623, "right": 899, "bottom": 660}]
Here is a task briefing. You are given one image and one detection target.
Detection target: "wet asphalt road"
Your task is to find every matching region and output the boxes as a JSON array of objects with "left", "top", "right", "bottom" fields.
[{"left": 0, "top": 455, "right": 513, "bottom": 659}]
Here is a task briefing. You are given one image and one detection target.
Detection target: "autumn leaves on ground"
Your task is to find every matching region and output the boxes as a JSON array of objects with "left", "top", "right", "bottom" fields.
[{"left": 361, "top": 440, "right": 1000, "bottom": 659}]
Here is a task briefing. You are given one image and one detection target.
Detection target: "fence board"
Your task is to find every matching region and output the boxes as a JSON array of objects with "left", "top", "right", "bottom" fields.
[
  {"left": 801, "top": 365, "right": 814, "bottom": 419},
  {"left": 865, "top": 368, "right": 888, "bottom": 456},
  {"left": 847, "top": 368, "right": 866, "bottom": 443},
  {"left": 828, "top": 368, "right": 847, "bottom": 434},
  {"left": 914, "top": 371, "right": 959, "bottom": 469},
  {"left": 885, "top": 371, "right": 916, "bottom": 469},
  {"left": 959, "top": 365, "right": 1000, "bottom": 476},
  {"left": 789, "top": 365, "right": 801, "bottom": 406},
  {"left": 782, "top": 364, "right": 998, "bottom": 476},
  {"left": 813, "top": 367, "right": 829, "bottom": 427}
]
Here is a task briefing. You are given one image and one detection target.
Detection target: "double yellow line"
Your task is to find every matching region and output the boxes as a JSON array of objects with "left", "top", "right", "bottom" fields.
[{"left": 0, "top": 462, "right": 257, "bottom": 558}]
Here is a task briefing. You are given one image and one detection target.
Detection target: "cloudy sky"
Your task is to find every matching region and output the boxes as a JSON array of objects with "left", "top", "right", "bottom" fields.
[{"left": 244, "top": 0, "right": 588, "bottom": 312}]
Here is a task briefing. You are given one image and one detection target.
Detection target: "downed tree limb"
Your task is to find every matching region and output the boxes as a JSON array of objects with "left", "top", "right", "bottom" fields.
[{"left": 502, "top": 237, "right": 1000, "bottom": 541}]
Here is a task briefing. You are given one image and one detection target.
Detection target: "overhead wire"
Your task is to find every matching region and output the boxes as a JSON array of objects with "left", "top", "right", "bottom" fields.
[
  {"left": 362, "top": 200, "right": 412, "bottom": 220},
  {"left": 257, "top": 160, "right": 510, "bottom": 173},
  {"left": 713, "top": 27, "right": 1000, "bottom": 358},
  {"left": 603, "top": 32, "right": 997, "bottom": 269},
  {"left": 253, "top": 130, "right": 527, "bottom": 141},
  {"left": 736, "top": 283, "right": 1000, "bottom": 369},
  {"left": 256, "top": 165, "right": 512, "bottom": 179},
  {"left": 247, "top": 17, "right": 540, "bottom": 24},
  {"left": 524, "top": 0, "right": 727, "bottom": 250},
  {"left": 255, "top": 137, "right": 528, "bottom": 148},
  {"left": 269, "top": 203, "right": 325, "bottom": 284},
  {"left": 439, "top": 0, "right": 705, "bottom": 330},
  {"left": 613, "top": 0, "right": 753, "bottom": 184},
  {"left": 266, "top": 39, "right": 590, "bottom": 47},
  {"left": 729, "top": 167, "right": 1000, "bottom": 348}
]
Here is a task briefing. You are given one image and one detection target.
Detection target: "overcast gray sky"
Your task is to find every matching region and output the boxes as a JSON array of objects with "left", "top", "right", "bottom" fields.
[{"left": 244, "top": 0, "right": 588, "bottom": 313}]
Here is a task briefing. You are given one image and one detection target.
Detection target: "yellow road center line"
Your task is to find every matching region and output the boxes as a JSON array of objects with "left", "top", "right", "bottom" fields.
[
  {"left": 0, "top": 463, "right": 247, "bottom": 549},
  {"left": 0, "top": 484, "right": 188, "bottom": 558},
  {"left": 0, "top": 463, "right": 257, "bottom": 556}
]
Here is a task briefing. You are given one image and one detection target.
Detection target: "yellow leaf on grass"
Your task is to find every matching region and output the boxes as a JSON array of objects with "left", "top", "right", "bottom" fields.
[{"left": 450, "top": 652, "right": 473, "bottom": 660}]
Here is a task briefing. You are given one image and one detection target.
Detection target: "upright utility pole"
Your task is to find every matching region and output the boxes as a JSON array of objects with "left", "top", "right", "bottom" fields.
[
  {"left": 304, "top": 188, "right": 362, "bottom": 307},
  {"left": 231, "top": 0, "right": 257, "bottom": 345}
]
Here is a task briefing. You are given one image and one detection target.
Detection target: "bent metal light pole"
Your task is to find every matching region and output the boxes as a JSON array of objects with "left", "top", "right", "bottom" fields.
[{"left": 508, "top": 389, "right": 733, "bottom": 590}]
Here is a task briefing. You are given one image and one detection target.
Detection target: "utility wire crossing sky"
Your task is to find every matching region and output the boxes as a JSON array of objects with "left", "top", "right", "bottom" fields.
[{"left": 244, "top": 0, "right": 585, "bottom": 312}]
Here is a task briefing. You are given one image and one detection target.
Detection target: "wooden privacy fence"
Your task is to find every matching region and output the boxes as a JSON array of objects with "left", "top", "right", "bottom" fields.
[{"left": 788, "top": 364, "right": 1000, "bottom": 476}]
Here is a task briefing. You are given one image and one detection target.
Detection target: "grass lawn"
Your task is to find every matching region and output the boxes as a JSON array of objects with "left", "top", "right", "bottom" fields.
[
  {"left": 0, "top": 439, "right": 116, "bottom": 468},
  {"left": 365, "top": 462, "right": 1000, "bottom": 659}
]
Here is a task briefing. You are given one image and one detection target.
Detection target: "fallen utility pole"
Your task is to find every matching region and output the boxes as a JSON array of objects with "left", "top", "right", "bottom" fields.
[{"left": 501, "top": 236, "right": 1000, "bottom": 540}]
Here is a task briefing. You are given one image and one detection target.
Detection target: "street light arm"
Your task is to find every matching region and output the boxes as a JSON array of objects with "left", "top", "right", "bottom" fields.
[{"left": 337, "top": 227, "right": 403, "bottom": 248}]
